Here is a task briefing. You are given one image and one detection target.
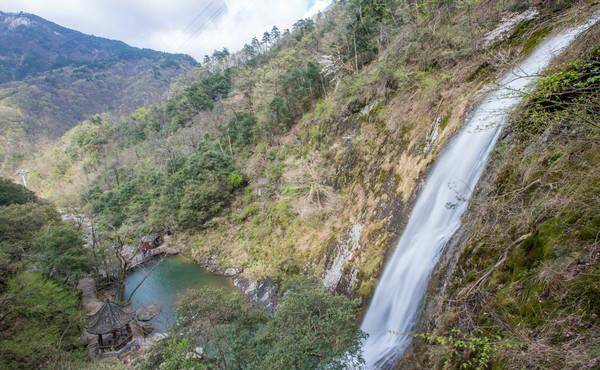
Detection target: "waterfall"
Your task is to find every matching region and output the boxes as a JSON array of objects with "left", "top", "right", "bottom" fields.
[{"left": 360, "top": 14, "right": 599, "bottom": 369}]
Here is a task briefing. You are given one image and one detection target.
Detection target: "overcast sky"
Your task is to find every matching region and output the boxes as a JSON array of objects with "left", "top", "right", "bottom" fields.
[{"left": 0, "top": 0, "right": 331, "bottom": 61}]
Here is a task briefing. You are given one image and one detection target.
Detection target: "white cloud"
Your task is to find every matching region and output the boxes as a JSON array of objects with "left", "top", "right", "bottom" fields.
[{"left": 0, "top": 0, "right": 331, "bottom": 61}]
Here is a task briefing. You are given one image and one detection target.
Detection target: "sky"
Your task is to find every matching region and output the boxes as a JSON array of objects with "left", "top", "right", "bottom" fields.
[{"left": 0, "top": 0, "right": 331, "bottom": 61}]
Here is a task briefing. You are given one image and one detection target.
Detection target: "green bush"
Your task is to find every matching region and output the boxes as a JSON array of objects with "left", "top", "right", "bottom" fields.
[
  {"left": 227, "top": 172, "right": 245, "bottom": 188},
  {"left": 0, "top": 272, "right": 84, "bottom": 369},
  {"left": 267, "top": 61, "right": 322, "bottom": 133},
  {"left": 177, "top": 182, "right": 231, "bottom": 229},
  {"left": 221, "top": 111, "right": 257, "bottom": 149},
  {"left": 174, "top": 287, "right": 267, "bottom": 369},
  {"left": 418, "top": 329, "right": 500, "bottom": 370},
  {"left": 255, "top": 277, "right": 365, "bottom": 369},
  {"left": 161, "top": 278, "right": 365, "bottom": 369},
  {"left": 0, "top": 202, "right": 60, "bottom": 286},
  {"left": 142, "top": 339, "right": 206, "bottom": 370},
  {"left": 0, "top": 178, "right": 37, "bottom": 206},
  {"left": 166, "top": 70, "right": 232, "bottom": 127},
  {"left": 34, "top": 223, "right": 91, "bottom": 281}
]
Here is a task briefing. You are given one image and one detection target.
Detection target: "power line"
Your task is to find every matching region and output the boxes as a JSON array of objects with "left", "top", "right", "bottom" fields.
[
  {"left": 183, "top": 5, "right": 227, "bottom": 50},
  {"left": 174, "top": 0, "right": 218, "bottom": 50},
  {"left": 180, "top": 0, "right": 218, "bottom": 36},
  {"left": 176, "top": 0, "right": 227, "bottom": 53}
]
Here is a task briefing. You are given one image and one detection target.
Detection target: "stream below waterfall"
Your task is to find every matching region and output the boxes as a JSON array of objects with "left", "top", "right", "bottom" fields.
[{"left": 360, "top": 14, "right": 600, "bottom": 369}]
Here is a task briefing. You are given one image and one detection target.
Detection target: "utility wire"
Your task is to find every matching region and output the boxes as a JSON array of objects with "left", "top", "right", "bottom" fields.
[{"left": 176, "top": 0, "right": 227, "bottom": 53}]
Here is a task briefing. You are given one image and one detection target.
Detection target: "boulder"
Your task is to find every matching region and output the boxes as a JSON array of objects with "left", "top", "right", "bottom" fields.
[
  {"left": 234, "top": 277, "right": 278, "bottom": 315},
  {"left": 136, "top": 304, "right": 160, "bottom": 321}
]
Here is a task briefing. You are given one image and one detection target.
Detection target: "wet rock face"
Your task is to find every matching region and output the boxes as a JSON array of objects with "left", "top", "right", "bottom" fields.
[
  {"left": 233, "top": 277, "right": 278, "bottom": 315},
  {"left": 323, "top": 223, "right": 362, "bottom": 292},
  {"left": 199, "top": 254, "right": 275, "bottom": 312},
  {"left": 482, "top": 8, "right": 539, "bottom": 47}
]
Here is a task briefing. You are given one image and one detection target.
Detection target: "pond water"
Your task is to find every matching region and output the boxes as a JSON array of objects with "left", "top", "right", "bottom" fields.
[{"left": 124, "top": 255, "right": 234, "bottom": 332}]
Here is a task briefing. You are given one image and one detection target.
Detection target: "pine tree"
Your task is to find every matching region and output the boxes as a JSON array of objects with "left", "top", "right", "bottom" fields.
[{"left": 271, "top": 25, "right": 280, "bottom": 41}]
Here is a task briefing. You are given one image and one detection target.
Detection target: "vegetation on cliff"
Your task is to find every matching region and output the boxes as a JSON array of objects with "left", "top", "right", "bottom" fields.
[
  {"left": 0, "top": 177, "right": 89, "bottom": 368},
  {"left": 23, "top": 0, "right": 595, "bottom": 294},
  {"left": 144, "top": 278, "right": 363, "bottom": 369},
  {"left": 411, "top": 27, "right": 599, "bottom": 370}
]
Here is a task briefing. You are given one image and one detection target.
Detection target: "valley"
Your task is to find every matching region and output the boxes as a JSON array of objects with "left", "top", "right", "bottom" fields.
[{"left": 0, "top": 1, "right": 598, "bottom": 369}]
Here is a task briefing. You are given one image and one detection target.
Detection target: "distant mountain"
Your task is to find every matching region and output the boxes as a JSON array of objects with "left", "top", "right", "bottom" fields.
[
  {"left": 0, "top": 11, "right": 196, "bottom": 83},
  {"left": 0, "top": 11, "right": 196, "bottom": 169}
]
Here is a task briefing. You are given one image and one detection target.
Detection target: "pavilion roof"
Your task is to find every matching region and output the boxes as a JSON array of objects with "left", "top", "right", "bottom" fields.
[{"left": 85, "top": 300, "right": 135, "bottom": 335}]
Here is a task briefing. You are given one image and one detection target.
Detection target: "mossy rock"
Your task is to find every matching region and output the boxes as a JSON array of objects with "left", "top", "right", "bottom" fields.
[
  {"left": 522, "top": 26, "right": 551, "bottom": 54},
  {"left": 358, "top": 278, "right": 378, "bottom": 299}
]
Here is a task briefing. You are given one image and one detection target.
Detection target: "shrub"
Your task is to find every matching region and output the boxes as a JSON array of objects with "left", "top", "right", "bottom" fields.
[
  {"left": 166, "top": 70, "right": 232, "bottom": 127},
  {"left": 159, "top": 278, "right": 365, "bottom": 369},
  {"left": 176, "top": 182, "right": 231, "bottom": 229},
  {"left": 142, "top": 339, "right": 205, "bottom": 370},
  {"left": 227, "top": 172, "right": 245, "bottom": 188},
  {"left": 0, "top": 272, "right": 84, "bottom": 369},
  {"left": 254, "top": 277, "right": 366, "bottom": 369},
  {"left": 0, "top": 177, "right": 37, "bottom": 206},
  {"left": 34, "top": 223, "right": 91, "bottom": 281},
  {"left": 417, "top": 329, "right": 501, "bottom": 370},
  {"left": 222, "top": 111, "right": 257, "bottom": 149}
]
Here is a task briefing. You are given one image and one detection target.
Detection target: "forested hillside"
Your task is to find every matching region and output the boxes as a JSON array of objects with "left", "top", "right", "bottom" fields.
[
  {"left": 4, "top": 0, "right": 599, "bottom": 368},
  {"left": 0, "top": 177, "right": 90, "bottom": 368},
  {"left": 0, "top": 11, "right": 196, "bottom": 174}
]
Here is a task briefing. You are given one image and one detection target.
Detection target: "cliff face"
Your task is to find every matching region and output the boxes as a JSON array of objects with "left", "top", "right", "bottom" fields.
[
  {"left": 316, "top": 3, "right": 598, "bottom": 302},
  {"left": 403, "top": 24, "right": 599, "bottom": 369}
]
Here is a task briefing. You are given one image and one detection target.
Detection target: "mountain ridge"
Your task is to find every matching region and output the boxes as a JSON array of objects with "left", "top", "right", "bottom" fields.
[
  {"left": 0, "top": 11, "right": 198, "bottom": 173},
  {"left": 0, "top": 10, "right": 196, "bottom": 82}
]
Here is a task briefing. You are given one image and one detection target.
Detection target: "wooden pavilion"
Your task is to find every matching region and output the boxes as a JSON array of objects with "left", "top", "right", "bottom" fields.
[{"left": 85, "top": 300, "right": 135, "bottom": 352}]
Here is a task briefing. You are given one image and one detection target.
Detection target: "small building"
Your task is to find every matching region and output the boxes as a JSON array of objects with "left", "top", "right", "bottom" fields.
[
  {"left": 85, "top": 300, "right": 135, "bottom": 352},
  {"left": 140, "top": 233, "right": 163, "bottom": 251}
]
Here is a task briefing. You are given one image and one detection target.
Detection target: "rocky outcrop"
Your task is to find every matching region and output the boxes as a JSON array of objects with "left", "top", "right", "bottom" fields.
[
  {"left": 482, "top": 8, "right": 539, "bottom": 47},
  {"left": 60, "top": 210, "right": 95, "bottom": 246},
  {"left": 197, "top": 252, "right": 275, "bottom": 313},
  {"left": 323, "top": 223, "right": 362, "bottom": 291},
  {"left": 201, "top": 253, "right": 241, "bottom": 276},
  {"left": 233, "top": 277, "right": 278, "bottom": 315},
  {"left": 136, "top": 304, "right": 160, "bottom": 322}
]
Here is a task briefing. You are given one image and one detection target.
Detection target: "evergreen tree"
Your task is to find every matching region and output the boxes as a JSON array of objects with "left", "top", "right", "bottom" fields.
[
  {"left": 262, "top": 31, "right": 271, "bottom": 48},
  {"left": 271, "top": 25, "right": 280, "bottom": 41}
]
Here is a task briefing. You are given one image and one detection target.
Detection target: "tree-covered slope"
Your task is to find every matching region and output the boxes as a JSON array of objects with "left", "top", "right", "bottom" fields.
[
  {"left": 0, "top": 11, "right": 196, "bottom": 172},
  {"left": 0, "top": 177, "right": 90, "bottom": 368},
  {"left": 25, "top": 1, "right": 597, "bottom": 288}
]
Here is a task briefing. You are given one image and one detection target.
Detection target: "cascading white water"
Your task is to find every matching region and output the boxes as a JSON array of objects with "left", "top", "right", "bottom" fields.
[{"left": 360, "top": 14, "right": 599, "bottom": 369}]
